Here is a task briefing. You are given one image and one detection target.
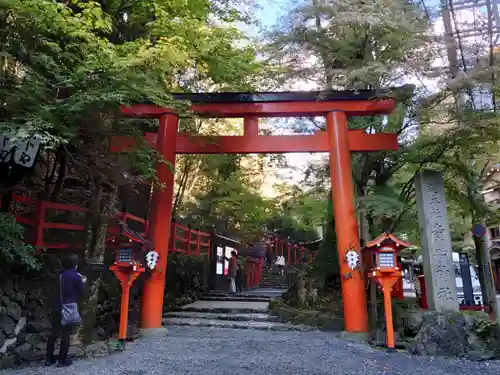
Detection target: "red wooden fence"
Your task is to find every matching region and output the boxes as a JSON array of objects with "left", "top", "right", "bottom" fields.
[
  {"left": 2, "top": 194, "right": 212, "bottom": 255},
  {"left": 245, "top": 258, "right": 263, "bottom": 289},
  {"left": 3, "top": 194, "right": 316, "bottom": 289},
  {"left": 169, "top": 220, "right": 211, "bottom": 256},
  {"left": 266, "top": 235, "right": 312, "bottom": 265}
]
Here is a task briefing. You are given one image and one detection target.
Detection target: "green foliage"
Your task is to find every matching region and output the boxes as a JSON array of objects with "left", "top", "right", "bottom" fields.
[
  {"left": 265, "top": 183, "right": 327, "bottom": 243},
  {"left": 265, "top": 0, "right": 432, "bottom": 89},
  {"left": 312, "top": 195, "right": 340, "bottom": 289},
  {"left": 263, "top": 0, "right": 500, "bottom": 254},
  {"left": 0, "top": 213, "right": 39, "bottom": 271},
  {"left": 2, "top": 0, "right": 263, "bottom": 189},
  {"left": 164, "top": 253, "right": 206, "bottom": 307},
  {"left": 269, "top": 297, "right": 344, "bottom": 331}
]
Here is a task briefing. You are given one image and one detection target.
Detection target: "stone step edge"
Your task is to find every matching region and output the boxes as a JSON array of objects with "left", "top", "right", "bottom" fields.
[
  {"left": 203, "top": 292, "right": 278, "bottom": 296},
  {"left": 162, "top": 318, "right": 318, "bottom": 332},
  {"left": 177, "top": 307, "right": 268, "bottom": 314},
  {"left": 163, "top": 312, "right": 279, "bottom": 322},
  {"left": 198, "top": 296, "right": 272, "bottom": 302}
]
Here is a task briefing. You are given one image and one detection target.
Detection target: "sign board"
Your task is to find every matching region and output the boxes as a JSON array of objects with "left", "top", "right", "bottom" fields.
[
  {"left": 472, "top": 223, "right": 486, "bottom": 237},
  {"left": 89, "top": 262, "right": 105, "bottom": 272},
  {"left": 378, "top": 252, "right": 395, "bottom": 268},
  {"left": 118, "top": 248, "right": 133, "bottom": 263},
  {"left": 0, "top": 134, "right": 41, "bottom": 168},
  {"left": 215, "top": 247, "right": 224, "bottom": 275},
  {"left": 209, "top": 233, "right": 240, "bottom": 291},
  {"left": 216, "top": 263, "right": 223, "bottom": 275},
  {"left": 458, "top": 252, "right": 475, "bottom": 306}
]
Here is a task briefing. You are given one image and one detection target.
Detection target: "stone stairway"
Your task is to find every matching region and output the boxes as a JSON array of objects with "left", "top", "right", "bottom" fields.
[
  {"left": 163, "top": 289, "right": 315, "bottom": 332},
  {"left": 258, "top": 265, "right": 290, "bottom": 289}
]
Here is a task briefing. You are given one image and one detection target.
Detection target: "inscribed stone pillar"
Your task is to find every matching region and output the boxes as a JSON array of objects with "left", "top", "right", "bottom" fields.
[{"left": 414, "top": 170, "right": 459, "bottom": 312}]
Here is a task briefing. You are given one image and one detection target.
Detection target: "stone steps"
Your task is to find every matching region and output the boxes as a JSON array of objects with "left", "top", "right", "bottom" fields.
[
  {"left": 178, "top": 306, "right": 267, "bottom": 314},
  {"left": 198, "top": 295, "right": 271, "bottom": 303},
  {"left": 162, "top": 317, "right": 316, "bottom": 331},
  {"left": 164, "top": 311, "right": 279, "bottom": 322},
  {"left": 259, "top": 280, "right": 288, "bottom": 288},
  {"left": 162, "top": 289, "right": 303, "bottom": 332},
  {"left": 202, "top": 292, "right": 270, "bottom": 299},
  {"left": 258, "top": 268, "right": 289, "bottom": 289}
]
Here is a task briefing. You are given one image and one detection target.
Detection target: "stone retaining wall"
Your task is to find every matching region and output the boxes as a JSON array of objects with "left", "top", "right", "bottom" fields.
[
  {"left": 0, "top": 252, "right": 208, "bottom": 369},
  {"left": 0, "top": 274, "right": 52, "bottom": 368}
]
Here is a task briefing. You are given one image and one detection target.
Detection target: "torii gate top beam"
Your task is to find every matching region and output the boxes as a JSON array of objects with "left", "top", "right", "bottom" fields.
[
  {"left": 113, "top": 90, "right": 399, "bottom": 154},
  {"left": 121, "top": 90, "right": 395, "bottom": 118}
]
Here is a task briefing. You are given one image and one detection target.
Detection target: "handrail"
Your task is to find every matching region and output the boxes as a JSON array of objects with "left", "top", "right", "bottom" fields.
[{"left": 4, "top": 194, "right": 314, "bottom": 265}]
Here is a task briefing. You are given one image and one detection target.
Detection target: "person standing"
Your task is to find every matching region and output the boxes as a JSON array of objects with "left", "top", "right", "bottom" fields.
[
  {"left": 45, "top": 254, "right": 85, "bottom": 367},
  {"left": 235, "top": 255, "right": 244, "bottom": 294},
  {"left": 265, "top": 243, "right": 274, "bottom": 267},
  {"left": 228, "top": 251, "right": 238, "bottom": 294}
]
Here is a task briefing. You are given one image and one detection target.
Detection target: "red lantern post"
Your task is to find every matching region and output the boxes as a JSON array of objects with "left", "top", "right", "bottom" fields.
[
  {"left": 108, "top": 223, "right": 157, "bottom": 341},
  {"left": 363, "top": 233, "right": 411, "bottom": 351}
]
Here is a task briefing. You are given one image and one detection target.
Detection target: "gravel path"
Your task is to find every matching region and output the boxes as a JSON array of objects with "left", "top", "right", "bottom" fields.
[{"left": 3, "top": 326, "right": 500, "bottom": 375}]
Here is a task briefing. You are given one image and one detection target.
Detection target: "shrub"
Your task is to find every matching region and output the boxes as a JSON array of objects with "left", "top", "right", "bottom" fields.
[{"left": 0, "top": 213, "right": 39, "bottom": 271}]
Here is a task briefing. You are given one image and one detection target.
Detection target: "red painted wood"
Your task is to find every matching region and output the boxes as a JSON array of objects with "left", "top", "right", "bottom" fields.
[
  {"left": 41, "top": 222, "right": 85, "bottom": 231},
  {"left": 110, "top": 130, "right": 398, "bottom": 154},
  {"left": 44, "top": 201, "right": 87, "bottom": 212},
  {"left": 8, "top": 193, "right": 308, "bottom": 264}
]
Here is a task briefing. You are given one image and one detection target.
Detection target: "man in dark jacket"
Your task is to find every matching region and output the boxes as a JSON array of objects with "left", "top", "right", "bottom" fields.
[{"left": 45, "top": 254, "right": 84, "bottom": 367}]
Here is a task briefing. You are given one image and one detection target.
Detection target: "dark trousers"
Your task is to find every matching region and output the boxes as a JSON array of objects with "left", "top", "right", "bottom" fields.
[
  {"left": 46, "top": 311, "right": 73, "bottom": 363},
  {"left": 266, "top": 255, "right": 273, "bottom": 267},
  {"left": 235, "top": 271, "right": 243, "bottom": 293}
]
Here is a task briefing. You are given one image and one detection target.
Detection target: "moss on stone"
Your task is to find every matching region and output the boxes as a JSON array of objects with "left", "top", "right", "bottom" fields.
[
  {"left": 408, "top": 310, "right": 500, "bottom": 360},
  {"left": 268, "top": 299, "right": 344, "bottom": 331}
]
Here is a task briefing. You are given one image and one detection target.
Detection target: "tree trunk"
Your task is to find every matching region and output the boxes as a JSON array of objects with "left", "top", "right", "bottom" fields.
[
  {"left": 183, "top": 159, "right": 202, "bottom": 201},
  {"left": 358, "top": 193, "right": 378, "bottom": 341},
  {"left": 50, "top": 151, "right": 67, "bottom": 202},
  {"left": 77, "top": 185, "right": 116, "bottom": 345},
  {"left": 474, "top": 231, "right": 500, "bottom": 323}
]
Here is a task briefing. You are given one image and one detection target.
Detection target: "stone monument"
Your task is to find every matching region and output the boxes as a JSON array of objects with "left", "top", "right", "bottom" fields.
[{"left": 414, "top": 170, "right": 459, "bottom": 312}]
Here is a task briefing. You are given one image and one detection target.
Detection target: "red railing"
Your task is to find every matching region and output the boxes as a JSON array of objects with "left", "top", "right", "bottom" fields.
[
  {"left": 3, "top": 194, "right": 208, "bottom": 256},
  {"left": 267, "top": 235, "right": 312, "bottom": 265},
  {"left": 170, "top": 220, "right": 211, "bottom": 256},
  {"left": 245, "top": 258, "right": 263, "bottom": 289},
  {"left": 3, "top": 194, "right": 312, "bottom": 279}
]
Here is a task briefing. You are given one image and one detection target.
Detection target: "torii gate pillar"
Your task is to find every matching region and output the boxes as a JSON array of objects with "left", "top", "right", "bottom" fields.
[
  {"left": 327, "top": 111, "right": 368, "bottom": 332},
  {"left": 141, "top": 114, "right": 178, "bottom": 330}
]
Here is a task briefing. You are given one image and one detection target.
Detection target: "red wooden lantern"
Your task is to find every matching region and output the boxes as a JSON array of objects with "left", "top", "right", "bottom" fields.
[
  {"left": 362, "top": 233, "right": 411, "bottom": 297},
  {"left": 363, "top": 232, "right": 411, "bottom": 351},
  {"left": 108, "top": 222, "right": 153, "bottom": 340}
]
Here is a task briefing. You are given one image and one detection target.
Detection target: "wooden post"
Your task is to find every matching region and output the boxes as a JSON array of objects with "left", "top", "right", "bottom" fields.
[
  {"left": 119, "top": 283, "right": 131, "bottom": 340},
  {"left": 474, "top": 230, "right": 500, "bottom": 322},
  {"left": 382, "top": 279, "right": 396, "bottom": 351},
  {"left": 33, "top": 200, "right": 46, "bottom": 249},
  {"left": 369, "top": 280, "right": 378, "bottom": 341},
  {"left": 111, "top": 267, "right": 144, "bottom": 340}
]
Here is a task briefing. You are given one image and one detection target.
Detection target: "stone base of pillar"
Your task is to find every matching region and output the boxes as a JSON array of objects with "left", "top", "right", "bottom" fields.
[
  {"left": 140, "top": 327, "right": 168, "bottom": 338},
  {"left": 338, "top": 331, "right": 370, "bottom": 344}
]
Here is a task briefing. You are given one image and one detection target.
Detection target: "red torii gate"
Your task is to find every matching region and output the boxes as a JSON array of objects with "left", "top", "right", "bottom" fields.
[{"left": 113, "top": 91, "right": 398, "bottom": 334}]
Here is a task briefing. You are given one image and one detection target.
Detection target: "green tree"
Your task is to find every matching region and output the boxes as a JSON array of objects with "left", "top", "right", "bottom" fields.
[
  {"left": 1, "top": 0, "right": 263, "bottom": 343},
  {"left": 263, "top": 0, "right": 500, "bottom": 291}
]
